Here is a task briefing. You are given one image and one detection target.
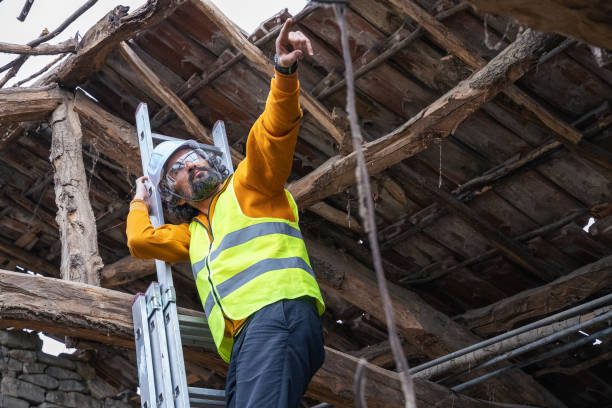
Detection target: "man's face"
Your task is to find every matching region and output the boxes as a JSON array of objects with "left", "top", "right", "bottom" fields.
[{"left": 164, "top": 148, "right": 222, "bottom": 203}]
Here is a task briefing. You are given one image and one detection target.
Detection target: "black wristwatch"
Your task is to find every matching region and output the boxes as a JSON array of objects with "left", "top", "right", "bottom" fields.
[{"left": 274, "top": 53, "right": 298, "bottom": 74}]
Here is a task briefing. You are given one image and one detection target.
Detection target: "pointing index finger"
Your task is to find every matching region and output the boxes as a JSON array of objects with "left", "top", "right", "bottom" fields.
[{"left": 278, "top": 17, "right": 293, "bottom": 42}]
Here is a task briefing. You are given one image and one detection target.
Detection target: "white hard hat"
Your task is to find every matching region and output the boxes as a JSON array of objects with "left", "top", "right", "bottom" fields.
[{"left": 147, "top": 139, "right": 200, "bottom": 188}]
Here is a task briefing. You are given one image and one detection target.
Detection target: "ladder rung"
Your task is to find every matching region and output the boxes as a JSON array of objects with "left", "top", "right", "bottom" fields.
[
  {"left": 178, "top": 314, "right": 208, "bottom": 327},
  {"left": 188, "top": 387, "right": 225, "bottom": 407}
]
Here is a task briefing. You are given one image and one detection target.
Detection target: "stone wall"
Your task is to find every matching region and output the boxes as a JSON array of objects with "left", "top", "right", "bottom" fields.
[{"left": 0, "top": 329, "right": 136, "bottom": 408}]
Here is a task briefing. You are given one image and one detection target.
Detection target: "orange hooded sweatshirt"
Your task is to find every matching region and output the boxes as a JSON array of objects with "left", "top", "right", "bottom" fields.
[{"left": 126, "top": 71, "right": 302, "bottom": 336}]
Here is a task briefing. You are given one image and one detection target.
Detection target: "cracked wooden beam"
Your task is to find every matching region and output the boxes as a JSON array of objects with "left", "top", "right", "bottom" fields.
[
  {"left": 50, "top": 93, "right": 103, "bottom": 286},
  {"left": 189, "top": 0, "right": 344, "bottom": 146},
  {"left": 455, "top": 254, "right": 612, "bottom": 336},
  {"left": 0, "top": 269, "right": 506, "bottom": 408},
  {"left": 0, "top": 84, "right": 62, "bottom": 123},
  {"left": 287, "top": 29, "right": 561, "bottom": 207}
]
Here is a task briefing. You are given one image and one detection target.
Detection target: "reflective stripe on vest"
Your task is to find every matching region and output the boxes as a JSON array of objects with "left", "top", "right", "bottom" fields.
[
  {"left": 203, "top": 256, "right": 314, "bottom": 317},
  {"left": 191, "top": 221, "right": 304, "bottom": 282}
]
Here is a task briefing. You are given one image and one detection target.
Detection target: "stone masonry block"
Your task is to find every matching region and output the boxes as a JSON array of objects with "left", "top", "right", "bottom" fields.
[
  {"left": 75, "top": 361, "right": 96, "bottom": 380},
  {"left": 45, "top": 366, "right": 82, "bottom": 381},
  {"left": 57, "top": 379, "right": 87, "bottom": 393},
  {"left": 0, "top": 330, "right": 42, "bottom": 350},
  {"left": 8, "top": 350, "right": 37, "bottom": 363},
  {"left": 1, "top": 377, "right": 46, "bottom": 403},
  {"left": 87, "top": 378, "right": 118, "bottom": 400},
  {"left": 19, "top": 373, "right": 59, "bottom": 390},
  {"left": 46, "top": 391, "right": 101, "bottom": 408},
  {"left": 23, "top": 361, "right": 47, "bottom": 374},
  {"left": 0, "top": 395, "right": 29, "bottom": 408},
  {"left": 37, "top": 352, "right": 76, "bottom": 370}
]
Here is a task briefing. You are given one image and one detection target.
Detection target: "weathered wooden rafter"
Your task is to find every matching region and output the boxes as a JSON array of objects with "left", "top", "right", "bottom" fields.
[
  {"left": 0, "top": 85, "right": 63, "bottom": 123},
  {"left": 401, "top": 208, "right": 589, "bottom": 285},
  {"left": 50, "top": 93, "right": 104, "bottom": 285},
  {"left": 388, "top": 0, "right": 612, "bottom": 171},
  {"left": 455, "top": 254, "right": 612, "bottom": 336},
  {"left": 287, "top": 29, "right": 560, "bottom": 207},
  {"left": 397, "top": 166, "right": 558, "bottom": 282},
  {"left": 0, "top": 38, "right": 77, "bottom": 55},
  {"left": 0, "top": 269, "right": 508, "bottom": 408}
]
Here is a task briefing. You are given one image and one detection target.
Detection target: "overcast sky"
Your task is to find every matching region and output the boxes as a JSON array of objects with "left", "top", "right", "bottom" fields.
[{"left": 0, "top": 0, "right": 307, "bottom": 87}]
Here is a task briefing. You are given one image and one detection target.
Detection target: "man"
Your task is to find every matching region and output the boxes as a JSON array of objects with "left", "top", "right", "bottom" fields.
[{"left": 126, "top": 19, "right": 325, "bottom": 408}]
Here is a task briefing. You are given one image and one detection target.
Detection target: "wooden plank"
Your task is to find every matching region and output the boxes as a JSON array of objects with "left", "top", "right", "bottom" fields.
[
  {"left": 0, "top": 269, "right": 501, "bottom": 408},
  {"left": 0, "top": 85, "right": 62, "bottom": 123},
  {"left": 288, "top": 29, "right": 560, "bottom": 207},
  {"left": 455, "top": 254, "right": 612, "bottom": 336},
  {"left": 50, "top": 95, "right": 104, "bottom": 286}
]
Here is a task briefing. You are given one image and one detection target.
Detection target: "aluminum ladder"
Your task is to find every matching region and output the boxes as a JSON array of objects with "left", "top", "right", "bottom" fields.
[{"left": 132, "top": 103, "right": 232, "bottom": 408}]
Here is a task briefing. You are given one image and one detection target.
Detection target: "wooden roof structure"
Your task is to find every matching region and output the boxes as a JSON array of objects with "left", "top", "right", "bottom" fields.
[{"left": 1, "top": 0, "right": 611, "bottom": 406}]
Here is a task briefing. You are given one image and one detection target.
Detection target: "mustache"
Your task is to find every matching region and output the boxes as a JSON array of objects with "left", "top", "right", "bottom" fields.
[{"left": 188, "top": 166, "right": 213, "bottom": 184}]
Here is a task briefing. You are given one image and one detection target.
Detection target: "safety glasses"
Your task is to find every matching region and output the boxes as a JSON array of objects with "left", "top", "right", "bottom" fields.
[{"left": 165, "top": 149, "right": 208, "bottom": 184}]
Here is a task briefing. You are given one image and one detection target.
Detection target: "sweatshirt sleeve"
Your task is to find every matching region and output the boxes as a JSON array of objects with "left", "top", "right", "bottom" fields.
[
  {"left": 233, "top": 71, "right": 302, "bottom": 222},
  {"left": 126, "top": 199, "right": 191, "bottom": 263}
]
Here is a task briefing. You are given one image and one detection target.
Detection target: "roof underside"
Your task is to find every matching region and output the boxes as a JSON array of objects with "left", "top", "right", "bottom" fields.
[{"left": 1, "top": 0, "right": 611, "bottom": 406}]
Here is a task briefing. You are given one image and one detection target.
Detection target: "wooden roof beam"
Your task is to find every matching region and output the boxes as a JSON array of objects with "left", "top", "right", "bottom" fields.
[
  {"left": 287, "top": 28, "right": 560, "bottom": 207},
  {"left": 189, "top": 0, "right": 344, "bottom": 146},
  {"left": 388, "top": 0, "right": 612, "bottom": 171},
  {"left": 455, "top": 254, "right": 612, "bottom": 336},
  {"left": 0, "top": 269, "right": 504, "bottom": 408},
  {"left": 0, "top": 84, "right": 62, "bottom": 123}
]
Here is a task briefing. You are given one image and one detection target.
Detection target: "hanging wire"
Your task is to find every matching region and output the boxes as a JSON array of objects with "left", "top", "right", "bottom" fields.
[{"left": 327, "top": 2, "right": 416, "bottom": 407}]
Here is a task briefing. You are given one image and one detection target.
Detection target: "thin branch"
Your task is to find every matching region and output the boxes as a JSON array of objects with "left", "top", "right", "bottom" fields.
[
  {"left": 13, "top": 53, "right": 68, "bottom": 87},
  {"left": 0, "top": 38, "right": 77, "bottom": 55},
  {"left": 17, "top": 0, "right": 35, "bottom": 22},
  {"left": 332, "top": 4, "right": 416, "bottom": 408},
  {"left": 0, "top": 0, "right": 97, "bottom": 87}
]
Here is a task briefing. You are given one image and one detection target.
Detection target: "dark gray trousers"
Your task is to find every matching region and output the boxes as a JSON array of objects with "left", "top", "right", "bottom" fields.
[{"left": 225, "top": 297, "right": 325, "bottom": 408}]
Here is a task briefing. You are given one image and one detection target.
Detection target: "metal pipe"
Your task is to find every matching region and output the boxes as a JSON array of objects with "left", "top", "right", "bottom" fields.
[
  {"left": 452, "top": 325, "right": 612, "bottom": 391},
  {"left": 460, "top": 309, "right": 612, "bottom": 373},
  {"left": 410, "top": 292, "right": 612, "bottom": 374}
]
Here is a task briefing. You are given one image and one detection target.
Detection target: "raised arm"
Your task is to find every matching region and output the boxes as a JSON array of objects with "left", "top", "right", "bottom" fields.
[{"left": 234, "top": 19, "right": 313, "bottom": 210}]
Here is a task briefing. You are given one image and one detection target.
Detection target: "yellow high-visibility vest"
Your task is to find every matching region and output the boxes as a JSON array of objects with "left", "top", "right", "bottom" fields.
[{"left": 189, "top": 177, "right": 325, "bottom": 362}]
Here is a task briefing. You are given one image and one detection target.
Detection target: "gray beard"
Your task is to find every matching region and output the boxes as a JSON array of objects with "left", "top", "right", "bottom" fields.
[{"left": 189, "top": 167, "right": 222, "bottom": 201}]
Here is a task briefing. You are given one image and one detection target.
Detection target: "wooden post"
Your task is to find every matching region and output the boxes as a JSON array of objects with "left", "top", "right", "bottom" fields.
[{"left": 50, "top": 93, "right": 103, "bottom": 286}]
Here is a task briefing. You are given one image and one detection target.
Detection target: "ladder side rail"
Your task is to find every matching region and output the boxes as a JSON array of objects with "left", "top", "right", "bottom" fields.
[
  {"left": 135, "top": 103, "right": 190, "bottom": 407},
  {"left": 212, "top": 121, "right": 234, "bottom": 175},
  {"left": 133, "top": 295, "right": 158, "bottom": 408},
  {"left": 145, "top": 283, "right": 175, "bottom": 408}
]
